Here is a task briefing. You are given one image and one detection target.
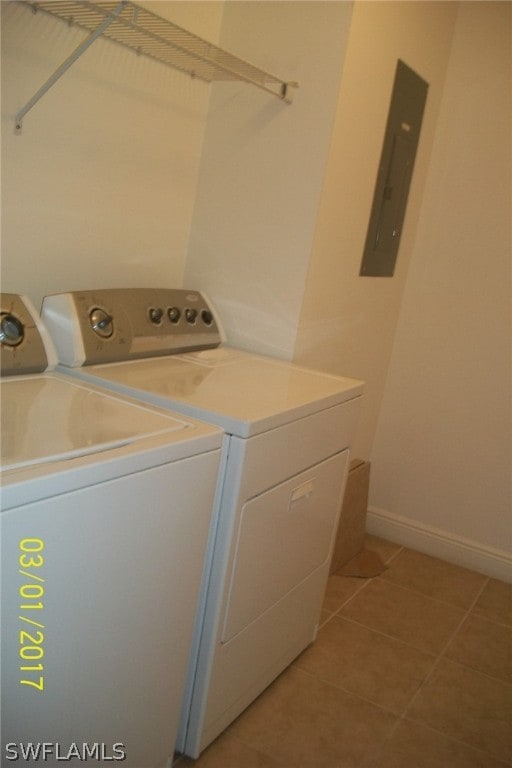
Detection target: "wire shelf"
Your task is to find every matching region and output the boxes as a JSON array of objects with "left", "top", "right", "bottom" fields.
[{"left": 17, "top": 0, "right": 298, "bottom": 129}]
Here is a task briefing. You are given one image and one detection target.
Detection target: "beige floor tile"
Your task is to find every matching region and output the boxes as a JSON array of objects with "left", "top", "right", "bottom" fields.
[
  {"left": 407, "top": 658, "right": 512, "bottom": 763},
  {"left": 472, "top": 578, "right": 512, "bottom": 627},
  {"left": 380, "top": 549, "right": 487, "bottom": 609},
  {"left": 294, "top": 615, "right": 435, "bottom": 715},
  {"left": 364, "top": 535, "right": 402, "bottom": 565},
  {"left": 340, "top": 578, "right": 465, "bottom": 655},
  {"left": 177, "top": 733, "right": 286, "bottom": 767},
  {"left": 229, "top": 665, "right": 397, "bottom": 768},
  {"left": 373, "top": 719, "right": 512, "bottom": 768},
  {"left": 322, "top": 572, "right": 367, "bottom": 615},
  {"left": 445, "top": 613, "right": 512, "bottom": 684}
]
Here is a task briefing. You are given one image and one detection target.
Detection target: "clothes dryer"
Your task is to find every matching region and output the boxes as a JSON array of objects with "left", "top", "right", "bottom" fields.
[
  {"left": 41, "top": 288, "right": 364, "bottom": 758},
  {"left": 1, "top": 294, "right": 222, "bottom": 767}
]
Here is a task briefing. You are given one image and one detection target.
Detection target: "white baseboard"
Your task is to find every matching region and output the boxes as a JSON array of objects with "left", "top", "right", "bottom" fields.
[{"left": 367, "top": 506, "right": 512, "bottom": 584}]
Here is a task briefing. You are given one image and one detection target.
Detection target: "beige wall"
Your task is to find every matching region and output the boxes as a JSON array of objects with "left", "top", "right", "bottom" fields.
[
  {"left": 294, "top": 1, "right": 459, "bottom": 460},
  {"left": 184, "top": 1, "right": 354, "bottom": 359},
  {"left": 1, "top": 1, "right": 224, "bottom": 310},
  {"left": 368, "top": 1, "right": 511, "bottom": 575}
]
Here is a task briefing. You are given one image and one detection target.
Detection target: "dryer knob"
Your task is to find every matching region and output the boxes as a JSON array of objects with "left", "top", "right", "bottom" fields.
[
  {"left": 0, "top": 313, "right": 24, "bottom": 346},
  {"left": 89, "top": 308, "right": 114, "bottom": 338},
  {"left": 185, "top": 308, "right": 198, "bottom": 324}
]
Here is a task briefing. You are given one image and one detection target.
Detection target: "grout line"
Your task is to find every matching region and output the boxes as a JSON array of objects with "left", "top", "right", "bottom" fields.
[
  {"left": 357, "top": 568, "right": 499, "bottom": 768},
  {"left": 382, "top": 544, "right": 405, "bottom": 567},
  {"left": 373, "top": 573, "right": 484, "bottom": 613},
  {"left": 321, "top": 579, "right": 374, "bottom": 626},
  {"left": 321, "top": 543, "right": 406, "bottom": 627},
  {"left": 439, "top": 653, "right": 512, "bottom": 689},
  {"left": 398, "top": 574, "right": 491, "bottom": 719},
  {"left": 327, "top": 613, "right": 438, "bottom": 657},
  {"left": 332, "top": 575, "right": 374, "bottom": 609},
  {"left": 399, "top": 718, "right": 512, "bottom": 767},
  {"left": 320, "top": 562, "right": 387, "bottom": 629},
  {"left": 470, "top": 609, "right": 512, "bottom": 631},
  {"left": 289, "top": 661, "right": 401, "bottom": 718},
  {"left": 374, "top": 547, "right": 491, "bottom": 613},
  {"left": 365, "top": 575, "right": 493, "bottom": 768},
  {"left": 368, "top": 711, "right": 512, "bottom": 768},
  {"left": 287, "top": 665, "right": 413, "bottom": 768}
]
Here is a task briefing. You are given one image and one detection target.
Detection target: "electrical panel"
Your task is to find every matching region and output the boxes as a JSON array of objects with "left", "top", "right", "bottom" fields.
[{"left": 360, "top": 60, "right": 428, "bottom": 277}]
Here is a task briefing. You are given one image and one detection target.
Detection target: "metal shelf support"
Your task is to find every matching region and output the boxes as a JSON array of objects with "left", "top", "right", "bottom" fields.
[{"left": 15, "top": 1, "right": 125, "bottom": 133}]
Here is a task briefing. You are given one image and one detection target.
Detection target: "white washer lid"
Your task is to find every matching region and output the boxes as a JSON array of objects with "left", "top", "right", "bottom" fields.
[{"left": 0, "top": 374, "right": 190, "bottom": 471}]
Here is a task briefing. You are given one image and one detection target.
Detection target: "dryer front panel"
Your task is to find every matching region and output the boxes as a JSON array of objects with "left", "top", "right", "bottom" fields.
[{"left": 222, "top": 450, "right": 349, "bottom": 643}]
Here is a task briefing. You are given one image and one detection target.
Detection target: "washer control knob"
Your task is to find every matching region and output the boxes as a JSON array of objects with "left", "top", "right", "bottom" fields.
[
  {"left": 149, "top": 307, "right": 163, "bottom": 325},
  {"left": 89, "top": 308, "right": 114, "bottom": 338},
  {"left": 201, "top": 309, "right": 213, "bottom": 326},
  {"left": 185, "top": 308, "right": 198, "bottom": 324},
  {"left": 0, "top": 313, "right": 25, "bottom": 346},
  {"left": 168, "top": 306, "right": 181, "bottom": 324}
]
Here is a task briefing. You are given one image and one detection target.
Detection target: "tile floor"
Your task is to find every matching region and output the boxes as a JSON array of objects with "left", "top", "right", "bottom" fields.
[{"left": 176, "top": 535, "right": 512, "bottom": 767}]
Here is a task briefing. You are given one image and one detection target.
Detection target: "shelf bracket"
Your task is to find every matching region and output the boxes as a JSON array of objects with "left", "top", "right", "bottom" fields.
[{"left": 15, "top": 0, "right": 126, "bottom": 134}]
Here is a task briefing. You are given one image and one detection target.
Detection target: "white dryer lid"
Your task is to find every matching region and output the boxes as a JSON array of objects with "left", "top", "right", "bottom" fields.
[
  {"left": 0, "top": 374, "right": 190, "bottom": 471},
  {"left": 67, "top": 348, "right": 364, "bottom": 437}
]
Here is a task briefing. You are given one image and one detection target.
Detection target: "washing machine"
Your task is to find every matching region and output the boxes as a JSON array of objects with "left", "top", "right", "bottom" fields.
[
  {"left": 0, "top": 293, "right": 223, "bottom": 768},
  {"left": 41, "top": 288, "right": 364, "bottom": 758}
]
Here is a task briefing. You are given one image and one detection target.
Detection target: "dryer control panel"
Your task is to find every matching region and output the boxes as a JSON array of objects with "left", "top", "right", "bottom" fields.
[
  {"left": 0, "top": 294, "right": 56, "bottom": 376},
  {"left": 41, "top": 288, "right": 224, "bottom": 367}
]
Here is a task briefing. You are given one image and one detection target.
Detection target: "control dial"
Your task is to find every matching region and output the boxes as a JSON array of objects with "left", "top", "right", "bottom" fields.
[
  {"left": 167, "top": 307, "right": 181, "bottom": 324},
  {"left": 185, "top": 308, "right": 198, "bottom": 324},
  {"left": 89, "top": 308, "right": 114, "bottom": 338},
  {"left": 0, "top": 312, "right": 25, "bottom": 347},
  {"left": 201, "top": 310, "right": 213, "bottom": 326},
  {"left": 149, "top": 307, "right": 164, "bottom": 325}
]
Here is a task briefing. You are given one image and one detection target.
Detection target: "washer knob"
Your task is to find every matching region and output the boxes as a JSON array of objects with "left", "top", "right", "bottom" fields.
[
  {"left": 149, "top": 307, "right": 164, "bottom": 325},
  {"left": 185, "top": 308, "right": 198, "bottom": 324},
  {"left": 201, "top": 309, "right": 213, "bottom": 326},
  {"left": 168, "top": 306, "right": 181, "bottom": 324},
  {"left": 89, "top": 308, "right": 113, "bottom": 338},
  {"left": 0, "top": 313, "right": 25, "bottom": 346}
]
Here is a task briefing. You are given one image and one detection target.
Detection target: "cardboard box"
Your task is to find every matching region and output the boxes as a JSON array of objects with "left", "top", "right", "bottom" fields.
[{"left": 330, "top": 459, "right": 370, "bottom": 573}]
